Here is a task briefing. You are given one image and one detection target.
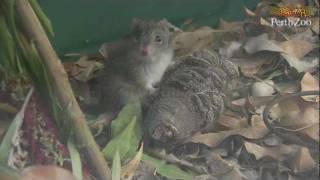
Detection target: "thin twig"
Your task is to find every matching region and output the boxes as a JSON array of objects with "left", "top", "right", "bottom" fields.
[
  {"left": 262, "top": 91, "right": 319, "bottom": 150},
  {"left": 274, "top": 122, "right": 318, "bottom": 132},
  {"left": 145, "top": 148, "right": 206, "bottom": 174}
]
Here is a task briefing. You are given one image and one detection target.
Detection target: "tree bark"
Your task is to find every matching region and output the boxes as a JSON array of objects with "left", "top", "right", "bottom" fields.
[{"left": 15, "top": 0, "right": 112, "bottom": 179}]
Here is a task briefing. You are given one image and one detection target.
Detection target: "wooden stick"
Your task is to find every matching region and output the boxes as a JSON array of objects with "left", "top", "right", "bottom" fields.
[{"left": 15, "top": 0, "right": 112, "bottom": 179}]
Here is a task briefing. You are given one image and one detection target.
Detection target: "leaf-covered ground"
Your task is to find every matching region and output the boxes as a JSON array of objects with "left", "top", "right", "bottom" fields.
[{"left": 0, "top": 0, "right": 319, "bottom": 179}]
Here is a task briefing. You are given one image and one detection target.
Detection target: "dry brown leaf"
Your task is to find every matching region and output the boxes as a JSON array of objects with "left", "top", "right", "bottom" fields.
[
  {"left": 311, "top": 17, "right": 319, "bottom": 34},
  {"left": 269, "top": 98, "right": 319, "bottom": 142},
  {"left": 172, "top": 27, "right": 215, "bottom": 57},
  {"left": 207, "top": 153, "right": 248, "bottom": 180},
  {"left": 66, "top": 56, "right": 104, "bottom": 82},
  {"left": 217, "top": 168, "right": 248, "bottom": 180},
  {"left": 121, "top": 143, "right": 144, "bottom": 180},
  {"left": 290, "top": 29, "right": 314, "bottom": 42},
  {"left": 281, "top": 53, "right": 318, "bottom": 72},
  {"left": 219, "top": 41, "right": 242, "bottom": 58},
  {"left": 243, "top": 6, "right": 256, "bottom": 17},
  {"left": 276, "top": 81, "right": 300, "bottom": 94},
  {"left": 300, "top": 73, "right": 319, "bottom": 102},
  {"left": 243, "top": 142, "right": 298, "bottom": 161},
  {"left": 218, "top": 19, "right": 243, "bottom": 31},
  {"left": 301, "top": 123, "right": 319, "bottom": 143},
  {"left": 280, "top": 40, "right": 314, "bottom": 59},
  {"left": 289, "top": 147, "right": 317, "bottom": 174},
  {"left": 21, "top": 165, "right": 76, "bottom": 180},
  {"left": 279, "top": 36, "right": 317, "bottom": 73},
  {"left": 206, "top": 153, "right": 233, "bottom": 176},
  {"left": 172, "top": 27, "right": 240, "bottom": 58},
  {"left": 232, "top": 51, "right": 277, "bottom": 77},
  {"left": 212, "top": 114, "right": 248, "bottom": 131},
  {"left": 251, "top": 80, "right": 276, "bottom": 97},
  {"left": 190, "top": 115, "right": 268, "bottom": 148},
  {"left": 288, "top": 174, "right": 299, "bottom": 180},
  {"left": 244, "top": 33, "right": 284, "bottom": 54}
]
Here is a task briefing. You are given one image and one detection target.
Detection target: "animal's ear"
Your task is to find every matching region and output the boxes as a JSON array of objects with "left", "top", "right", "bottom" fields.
[
  {"left": 131, "top": 18, "right": 143, "bottom": 30},
  {"left": 99, "top": 43, "right": 109, "bottom": 58},
  {"left": 158, "top": 19, "right": 169, "bottom": 31}
]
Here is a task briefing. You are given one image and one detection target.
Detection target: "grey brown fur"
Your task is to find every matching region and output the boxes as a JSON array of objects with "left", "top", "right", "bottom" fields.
[
  {"left": 144, "top": 50, "right": 239, "bottom": 145},
  {"left": 98, "top": 19, "right": 173, "bottom": 113}
]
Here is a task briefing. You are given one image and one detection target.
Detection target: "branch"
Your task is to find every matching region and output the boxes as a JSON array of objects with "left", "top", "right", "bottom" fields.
[{"left": 15, "top": 0, "right": 112, "bottom": 179}]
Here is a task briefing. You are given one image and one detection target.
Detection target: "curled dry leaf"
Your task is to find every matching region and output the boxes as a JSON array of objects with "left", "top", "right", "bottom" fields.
[
  {"left": 276, "top": 81, "right": 300, "bottom": 94},
  {"left": 243, "top": 32, "right": 317, "bottom": 72},
  {"left": 212, "top": 114, "right": 248, "bottom": 131},
  {"left": 251, "top": 80, "right": 276, "bottom": 97},
  {"left": 288, "top": 174, "right": 299, "bottom": 180},
  {"left": 232, "top": 51, "right": 277, "bottom": 77},
  {"left": 121, "top": 143, "right": 144, "bottom": 180},
  {"left": 281, "top": 54, "right": 318, "bottom": 73},
  {"left": 206, "top": 153, "right": 233, "bottom": 176},
  {"left": 280, "top": 39, "right": 315, "bottom": 59},
  {"left": 206, "top": 153, "right": 248, "bottom": 180},
  {"left": 289, "top": 147, "right": 317, "bottom": 174},
  {"left": 218, "top": 19, "right": 243, "bottom": 31},
  {"left": 194, "top": 174, "right": 217, "bottom": 180},
  {"left": 219, "top": 41, "right": 242, "bottom": 58},
  {"left": 21, "top": 165, "right": 76, "bottom": 180},
  {"left": 279, "top": 37, "right": 317, "bottom": 73},
  {"left": 243, "top": 142, "right": 298, "bottom": 161},
  {"left": 244, "top": 33, "right": 284, "bottom": 54},
  {"left": 172, "top": 27, "right": 215, "bottom": 57},
  {"left": 190, "top": 115, "right": 268, "bottom": 148},
  {"left": 65, "top": 56, "right": 104, "bottom": 82},
  {"left": 311, "top": 17, "right": 319, "bottom": 34},
  {"left": 217, "top": 167, "right": 248, "bottom": 180},
  {"left": 300, "top": 73, "right": 319, "bottom": 102},
  {"left": 270, "top": 98, "right": 319, "bottom": 142},
  {"left": 172, "top": 27, "right": 240, "bottom": 58}
]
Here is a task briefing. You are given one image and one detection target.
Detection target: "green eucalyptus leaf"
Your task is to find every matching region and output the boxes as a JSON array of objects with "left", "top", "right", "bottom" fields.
[
  {"left": 143, "top": 154, "right": 194, "bottom": 180},
  {"left": 102, "top": 101, "right": 143, "bottom": 161},
  {"left": 111, "top": 101, "right": 142, "bottom": 137},
  {"left": 103, "top": 116, "right": 140, "bottom": 161}
]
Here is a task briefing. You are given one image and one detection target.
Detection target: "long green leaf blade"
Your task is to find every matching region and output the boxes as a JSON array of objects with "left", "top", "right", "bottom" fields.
[
  {"left": 143, "top": 154, "right": 194, "bottom": 180},
  {"left": 0, "top": 88, "right": 33, "bottom": 163},
  {"left": 29, "top": 0, "right": 55, "bottom": 37},
  {"left": 67, "top": 140, "right": 82, "bottom": 180},
  {"left": 112, "top": 150, "right": 121, "bottom": 180}
]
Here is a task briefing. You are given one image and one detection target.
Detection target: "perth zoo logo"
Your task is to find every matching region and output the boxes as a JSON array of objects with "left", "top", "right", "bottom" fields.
[{"left": 269, "top": 6, "right": 316, "bottom": 27}]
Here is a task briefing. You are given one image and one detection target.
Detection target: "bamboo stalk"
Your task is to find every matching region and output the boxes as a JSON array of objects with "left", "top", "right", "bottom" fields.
[{"left": 15, "top": 0, "right": 112, "bottom": 179}]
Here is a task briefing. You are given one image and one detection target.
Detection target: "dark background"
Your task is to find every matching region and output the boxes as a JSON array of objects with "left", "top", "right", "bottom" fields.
[{"left": 39, "top": 0, "right": 259, "bottom": 56}]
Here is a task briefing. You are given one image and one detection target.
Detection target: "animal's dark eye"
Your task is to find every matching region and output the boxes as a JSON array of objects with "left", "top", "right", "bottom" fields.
[
  {"left": 155, "top": 35, "right": 163, "bottom": 44},
  {"left": 134, "top": 35, "right": 140, "bottom": 42}
]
